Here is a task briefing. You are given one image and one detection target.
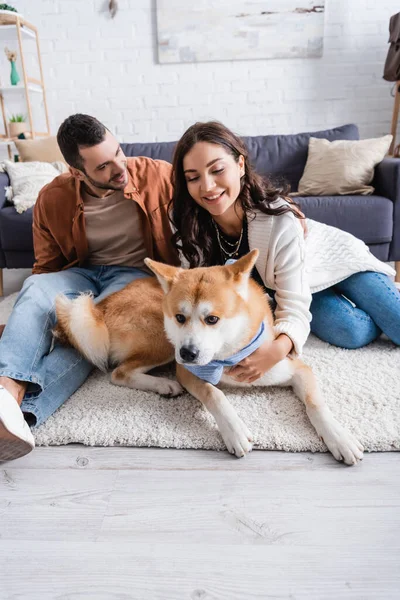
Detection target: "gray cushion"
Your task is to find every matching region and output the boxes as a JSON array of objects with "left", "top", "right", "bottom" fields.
[
  {"left": 296, "top": 195, "right": 392, "bottom": 245},
  {"left": 242, "top": 124, "right": 359, "bottom": 191}
]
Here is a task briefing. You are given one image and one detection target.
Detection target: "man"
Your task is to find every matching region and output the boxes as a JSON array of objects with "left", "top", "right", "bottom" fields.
[{"left": 0, "top": 114, "right": 178, "bottom": 462}]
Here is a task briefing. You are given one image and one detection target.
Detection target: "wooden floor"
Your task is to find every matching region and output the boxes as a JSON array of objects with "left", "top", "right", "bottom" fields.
[
  {"left": 1, "top": 446, "right": 399, "bottom": 600},
  {"left": 1, "top": 268, "right": 399, "bottom": 598}
]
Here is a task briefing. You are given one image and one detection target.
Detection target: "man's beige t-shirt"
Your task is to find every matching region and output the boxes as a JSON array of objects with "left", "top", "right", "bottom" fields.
[{"left": 81, "top": 187, "right": 148, "bottom": 268}]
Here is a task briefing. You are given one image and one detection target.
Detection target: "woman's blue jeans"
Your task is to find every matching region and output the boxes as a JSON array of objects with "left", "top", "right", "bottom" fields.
[
  {"left": 0, "top": 265, "right": 151, "bottom": 426},
  {"left": 310, "top": 272, "right": 400, "bottom": 348}
]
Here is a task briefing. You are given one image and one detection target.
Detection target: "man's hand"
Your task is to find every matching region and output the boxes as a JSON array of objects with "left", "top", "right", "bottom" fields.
[
  {"left": 292, "top": 206, "right": 308, "bottom": 237},
  {"left": 227, "top": 334, "right": 293, "bottom": 384},
  {"left": 299, "top": 214, "right": 308, "bottom": 236},
  {"left": 285, "top": 197, "right": 308, "bottom": 236}
]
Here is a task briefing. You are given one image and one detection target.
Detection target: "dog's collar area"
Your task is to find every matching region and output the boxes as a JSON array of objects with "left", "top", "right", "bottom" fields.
[{"left": 183, "top": 322, "right": 267, "bottom": 385}]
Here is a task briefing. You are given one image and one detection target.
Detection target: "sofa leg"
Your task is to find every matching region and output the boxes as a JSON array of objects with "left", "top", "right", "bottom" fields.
[{"left": 396, "top": 261, "right": 400, "bottom": 283}]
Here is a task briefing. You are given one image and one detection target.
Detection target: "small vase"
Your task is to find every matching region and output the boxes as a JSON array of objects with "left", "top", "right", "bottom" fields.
[{"left": 10, "top": 61, "right": 20, "bottom": 86}]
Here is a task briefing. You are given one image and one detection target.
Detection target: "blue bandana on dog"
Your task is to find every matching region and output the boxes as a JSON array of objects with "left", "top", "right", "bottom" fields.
[{"left": 183, "top": 322, "right": 267, "bottom": 385}]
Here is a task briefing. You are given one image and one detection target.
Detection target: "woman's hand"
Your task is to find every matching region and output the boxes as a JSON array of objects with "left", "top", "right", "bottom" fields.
[{"left": 227, "top": 334, "right": 293, "bottom": 384}]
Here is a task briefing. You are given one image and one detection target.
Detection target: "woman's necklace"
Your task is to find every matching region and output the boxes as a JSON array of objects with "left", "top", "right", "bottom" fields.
[{"left": 213, "top": 219, "right": 244, "bottom": 259}]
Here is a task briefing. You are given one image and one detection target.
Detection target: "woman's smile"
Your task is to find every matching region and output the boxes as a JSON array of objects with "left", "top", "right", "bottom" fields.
[{"left": 202, "top": 190, "right": 225, "bottom": 203}]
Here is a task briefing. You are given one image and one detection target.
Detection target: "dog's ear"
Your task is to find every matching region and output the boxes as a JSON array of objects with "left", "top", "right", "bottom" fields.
[
  {"left": 225, "top": 249, "right": 259, "bottom": 276},
  {"left": 144, "top": 258, "right": 181, "bottom": 294},
  {"left": 224, "top": 249, "right": 259, "bottom": 300}
]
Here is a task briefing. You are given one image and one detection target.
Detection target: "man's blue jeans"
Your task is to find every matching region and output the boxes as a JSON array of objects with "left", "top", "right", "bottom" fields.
[
  {"left": 310, "top": 272, "right": 400, "bottom": 348},
  {"left": 0, "top": 265, "right": 151, "bottom": 426}
]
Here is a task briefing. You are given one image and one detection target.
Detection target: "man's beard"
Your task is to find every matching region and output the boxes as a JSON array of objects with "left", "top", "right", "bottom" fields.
[{"left": 84, "top": 169, "right": 127, "bottom": 192}]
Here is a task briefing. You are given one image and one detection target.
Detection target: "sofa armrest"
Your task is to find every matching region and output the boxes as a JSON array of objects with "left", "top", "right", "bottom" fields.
[
  {"left": 0, "top": 172, "right": 10, "bottom": 209},
  {"left": 373, "top": 158, "right": 400, "bottom": 202},
  {"left": 373, "top": 158, "right": 400, "bottom": 261}
]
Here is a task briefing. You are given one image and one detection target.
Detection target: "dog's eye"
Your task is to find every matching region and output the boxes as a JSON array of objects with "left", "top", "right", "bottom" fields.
[
  {"left": 175, "top": 314, "right": 186, "bottom": 324},
  {"left": 205, "top": 315, "right": 219, "bottom": 325}
]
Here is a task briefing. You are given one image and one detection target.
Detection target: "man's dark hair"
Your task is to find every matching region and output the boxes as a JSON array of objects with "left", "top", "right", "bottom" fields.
[{"left": 57, "top": 114, "right": 107, "bottom": 170}]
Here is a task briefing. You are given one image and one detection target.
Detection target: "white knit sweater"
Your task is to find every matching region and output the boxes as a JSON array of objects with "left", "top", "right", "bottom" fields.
[{"left": 248, "top": 202, "right": 395, "bottom": 356}]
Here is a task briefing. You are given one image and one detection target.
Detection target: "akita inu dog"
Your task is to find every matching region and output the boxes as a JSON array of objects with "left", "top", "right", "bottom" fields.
[{"left": 55, "top": 250, "right": 363, "bottom": 465}]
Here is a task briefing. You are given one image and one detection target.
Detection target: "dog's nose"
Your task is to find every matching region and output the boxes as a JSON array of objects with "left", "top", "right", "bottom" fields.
[{"left": 180, "top": 345, "right": 199, "bottom": 363}]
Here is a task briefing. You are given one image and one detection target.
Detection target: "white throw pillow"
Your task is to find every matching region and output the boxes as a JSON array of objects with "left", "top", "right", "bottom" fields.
[
  {"left": 1, "top": 160, "right": 67, "bottom": 213},
  {"left": 296, "top": 135, "right": 392, "bottom": 196}
]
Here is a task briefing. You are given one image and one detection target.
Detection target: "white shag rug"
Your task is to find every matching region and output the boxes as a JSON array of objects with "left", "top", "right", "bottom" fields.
[{"left": 1, "top": 292, "right": 400, "bottom": 453}]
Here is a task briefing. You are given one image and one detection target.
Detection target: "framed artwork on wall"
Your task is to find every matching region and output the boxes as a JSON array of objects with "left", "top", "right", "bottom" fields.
[{"left": 156, "top": 1, "right": 325, "bottom": 64}]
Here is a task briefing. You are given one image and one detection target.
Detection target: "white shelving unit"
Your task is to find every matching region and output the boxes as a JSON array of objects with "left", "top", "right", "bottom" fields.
[{"left": 0, "top": 12, "right": 50, "bottom": 158}]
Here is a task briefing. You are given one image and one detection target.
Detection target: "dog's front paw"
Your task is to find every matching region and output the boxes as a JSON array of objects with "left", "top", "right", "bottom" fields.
[
  {"left": 319, "top": 420, "right": 364, "bottom": 466},
  {"left": 155, "top": 378, "right": 183, "bottom": 398},
  {"left": 219, "top": 416, "right": 253, "bottom": 458}
]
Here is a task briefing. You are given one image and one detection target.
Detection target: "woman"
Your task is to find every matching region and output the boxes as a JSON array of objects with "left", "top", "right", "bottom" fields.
[{"left": 169, "top": 121, "right": 399, "bottom": 383}]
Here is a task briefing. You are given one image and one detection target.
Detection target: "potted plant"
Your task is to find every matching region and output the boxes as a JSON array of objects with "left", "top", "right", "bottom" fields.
[
  {"left": 0, "top": 3, "right": 18, "bottom": 10},
  {"left": 0, "top": 5, "right": 23, "bottom": 23},
  {"left": 8, "top": 113, "right": 27, "bottom": 137}
]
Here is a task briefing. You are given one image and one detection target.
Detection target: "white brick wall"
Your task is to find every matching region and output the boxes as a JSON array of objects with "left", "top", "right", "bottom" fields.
[{"left": 3, "top": 0, "right": 400, "bottom": 143}]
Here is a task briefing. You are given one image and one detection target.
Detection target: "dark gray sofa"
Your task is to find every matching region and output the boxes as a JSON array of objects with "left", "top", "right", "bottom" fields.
[{"left": 0, "top": 123, "right": 399, "bottom": 292}]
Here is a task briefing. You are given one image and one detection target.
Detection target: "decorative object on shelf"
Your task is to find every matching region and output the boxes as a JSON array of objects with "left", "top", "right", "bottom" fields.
[
  {"left": 10, "top": 58, "right": 19, "bottom": 84},
  {"left": 0, "top": 3, "right": 20, "bottom": 18},
  {"left": 8, "top": 113, "right": 27, "bottom": 137},
  {"left": 4, "top": 46, "right": 20, "bottom": 85},
  {"left": 108, "top": 0, "right": 118, "bottom": 18},
  {"left": 0, "top": 4, "right": 19, "bottom": 12},
  {"left": 0, "top": 4, "right": 23, "bottom": 24}
]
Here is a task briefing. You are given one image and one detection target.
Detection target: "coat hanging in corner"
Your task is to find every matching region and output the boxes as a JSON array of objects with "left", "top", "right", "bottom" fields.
[{"left": 383, "top": 12, "right": 400, "bottom": 82}]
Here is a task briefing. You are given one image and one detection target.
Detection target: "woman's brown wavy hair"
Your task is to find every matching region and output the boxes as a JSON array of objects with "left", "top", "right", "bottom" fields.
[{"left": 169, "top": 121, "right": 300, "bottom": 268}]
